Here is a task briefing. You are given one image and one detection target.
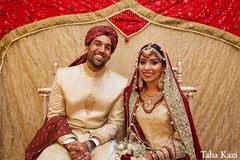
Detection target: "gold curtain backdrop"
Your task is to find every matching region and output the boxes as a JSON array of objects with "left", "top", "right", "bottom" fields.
[{"left": 0, "top": 1, "right": 240, "bottom": 160}]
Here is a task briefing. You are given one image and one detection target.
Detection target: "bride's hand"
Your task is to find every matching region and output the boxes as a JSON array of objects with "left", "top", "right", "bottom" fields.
[{"left": 145, "top": 151, "right": 154, "bottom": 160}]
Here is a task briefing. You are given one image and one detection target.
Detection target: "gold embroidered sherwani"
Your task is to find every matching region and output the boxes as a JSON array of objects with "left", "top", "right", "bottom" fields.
[{"left": 38, "top": 63, "right": 128, "bottom": 160}]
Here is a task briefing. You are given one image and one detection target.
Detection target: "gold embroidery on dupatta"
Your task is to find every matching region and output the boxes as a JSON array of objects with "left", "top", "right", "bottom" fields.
[{"left": 164, "top": 57, "right": 196, "bottom": 160}]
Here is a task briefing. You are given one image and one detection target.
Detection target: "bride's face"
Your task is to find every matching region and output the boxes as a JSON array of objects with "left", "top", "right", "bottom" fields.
[{"left": 138, "top": 53, "right": 163, "bottom": 86}]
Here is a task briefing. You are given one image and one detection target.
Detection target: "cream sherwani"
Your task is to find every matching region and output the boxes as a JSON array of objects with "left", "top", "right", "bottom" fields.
[{"left": 38, "top": 63, "right": 128, "bottom": 160}]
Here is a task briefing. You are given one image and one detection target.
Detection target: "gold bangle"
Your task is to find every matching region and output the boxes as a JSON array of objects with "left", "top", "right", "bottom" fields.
[{"left": 150, "top": 151, "right": 159, "bottom": 160}]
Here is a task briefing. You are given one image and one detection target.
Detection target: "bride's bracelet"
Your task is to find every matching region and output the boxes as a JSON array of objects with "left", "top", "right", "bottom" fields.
[{"left": 150, "top": 151, "right": 159, "bottom": 160}]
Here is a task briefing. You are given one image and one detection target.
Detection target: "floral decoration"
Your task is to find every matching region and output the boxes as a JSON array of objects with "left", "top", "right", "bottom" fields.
[{"left": 114, "top": 138, "right": 147, "bottom": 160}]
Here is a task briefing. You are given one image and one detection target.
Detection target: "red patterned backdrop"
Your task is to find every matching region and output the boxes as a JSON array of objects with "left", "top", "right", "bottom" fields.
[{"left": 0, "top": 0, "right": 239, "bottom": 40}]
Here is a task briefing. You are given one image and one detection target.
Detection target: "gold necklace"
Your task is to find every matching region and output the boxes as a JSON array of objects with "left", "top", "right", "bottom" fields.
[{"left": 139, "top": 88, "right": 164, "bottom": 113}]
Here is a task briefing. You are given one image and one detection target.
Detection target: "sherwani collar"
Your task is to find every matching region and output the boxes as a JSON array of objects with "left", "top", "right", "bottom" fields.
[{"left": 83, "top": 63, "right": 106, "bottom": 78}]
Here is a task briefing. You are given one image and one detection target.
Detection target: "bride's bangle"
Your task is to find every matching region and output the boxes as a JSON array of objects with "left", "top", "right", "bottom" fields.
[{"left": 150, "top": 151, "right": 159, "bottom": 160}]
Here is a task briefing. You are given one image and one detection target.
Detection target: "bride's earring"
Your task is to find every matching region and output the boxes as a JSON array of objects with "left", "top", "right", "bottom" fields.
[
  {"left": 138, "top": 76, "right": 143, "bottom": 90},
  {"left": 158, "top": 71, "right": 165, "bottom": 91}
]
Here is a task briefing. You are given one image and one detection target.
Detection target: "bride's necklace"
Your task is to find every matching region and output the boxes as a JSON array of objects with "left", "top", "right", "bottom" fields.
[{"left": 139, "top": 88, "right": 164, "bottom": 114}]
